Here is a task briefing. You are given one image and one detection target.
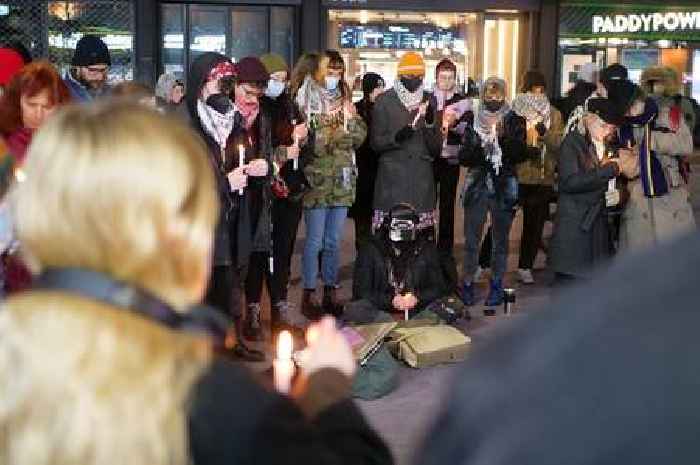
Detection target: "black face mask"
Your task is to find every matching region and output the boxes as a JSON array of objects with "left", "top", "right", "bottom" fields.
[
  {"left": 401, "top": 77, "right": 423, "bottom": 93},
  {"left": 484, "top": 99, "right": 505, "bottom": 112},
  {"left": 206, "top": 93, "right": 233, "bottom": 115}
]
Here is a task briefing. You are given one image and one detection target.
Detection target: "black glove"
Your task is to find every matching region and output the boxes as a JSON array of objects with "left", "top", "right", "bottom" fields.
[
  {"left": 535, "top": 122, "right": 547, "bottom": 137},
  {"left": 424, "top": 101, "right": 436, "bottom": 126},
  {"left": 461, "top": 125, "right": 481, "bottom": 151},
  {"left": 395, "top": 125, "right": 415, "bottom": 143}
]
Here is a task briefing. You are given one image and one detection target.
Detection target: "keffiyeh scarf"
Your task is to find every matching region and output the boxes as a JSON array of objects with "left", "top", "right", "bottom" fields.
[
  {"left": 512, "top": 93, "right": 551, "bottom": 128},
  {"left": 197, "top": 99, "right": 236, "bottom": 151},
  {"left": 393, "top": 79, "right": 424, "bottom": 111},
  {"left": 474, "top": 101, "right": 511, "bottom": 175},
  {"left": 296, "top": 76, "right": 343, "bottom": 122}
]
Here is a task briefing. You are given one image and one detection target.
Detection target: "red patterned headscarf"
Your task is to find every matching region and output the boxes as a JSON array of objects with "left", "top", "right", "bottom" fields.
[{"left": 208, "top": 61, "right": 238, "bottom": 81}]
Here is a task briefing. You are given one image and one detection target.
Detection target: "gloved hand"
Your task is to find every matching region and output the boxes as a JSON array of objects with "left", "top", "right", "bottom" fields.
[
  {"left": 424, "top": 101, "right": 436, "bottom": 126},
  {"left": 605, "top": 189, "right": 621, "bottom": 207},
  {"left": 461, "top": 125, "right": 481, "bottom": 151},
  {"left": 535, "top": 122, "right": 547, "bottom": 137},
  {"left": 395, "top": 125, "right": 415, "bottom": 143}
]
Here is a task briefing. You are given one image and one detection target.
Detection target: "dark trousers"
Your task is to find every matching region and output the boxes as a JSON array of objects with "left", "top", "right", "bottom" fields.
[
  {"left": 245, "top": 198, "right": 303, "bottom": 307},
  {"left": 479, "top": 229, "right": 492, "bottom": 269},
  {"left": 354, "top": 213, "right": 373, "bottom": 253},
  {"left": 434, "top": 158, "right": 460, "bottom": 255},
  {"left": 518, "top": 184, "right": 553, "bottom": 270},
  {"left": 205, "top": 265, "right": 242, "bottom": 319}
]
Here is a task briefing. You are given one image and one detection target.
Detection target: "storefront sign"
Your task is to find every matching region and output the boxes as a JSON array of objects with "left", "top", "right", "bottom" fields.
[
  {"left": 561, "top": 3, "right": 700, "bottom": 40},
  {"left": 592, "top": 12, "right": 700, "bottom": 34},
  {"left": 322, "top": 0, "right": 540, "bottom": 12}
]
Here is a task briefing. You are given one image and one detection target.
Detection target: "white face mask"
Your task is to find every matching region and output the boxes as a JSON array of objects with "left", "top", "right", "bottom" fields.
[
  {"left": 265, "top": 79, "right": 286, "bottom": 98},
  {"left": 325, "top": 76, "right": 340, "bottom": 91}
]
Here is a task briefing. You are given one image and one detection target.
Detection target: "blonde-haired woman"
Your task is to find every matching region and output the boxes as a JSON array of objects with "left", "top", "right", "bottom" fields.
[{"left": 0, "top": 102, "right": 392, "bottom": 465}]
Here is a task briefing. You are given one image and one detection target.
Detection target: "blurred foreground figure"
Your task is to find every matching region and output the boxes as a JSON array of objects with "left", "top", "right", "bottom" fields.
[
  {"left": 0, "top": 102, "right": 393, "bottom": 465},
  {"left": 416, "top": 231, "right": 700, "bottom": 465}
]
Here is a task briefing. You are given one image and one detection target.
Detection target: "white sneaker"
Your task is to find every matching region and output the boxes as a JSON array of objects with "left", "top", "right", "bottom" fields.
[
  {"left": 518, "top": 268, "right": 535, "bottom": 285},
  {"left": 473, "top": 266, "right": 489, "bottom": 282}
]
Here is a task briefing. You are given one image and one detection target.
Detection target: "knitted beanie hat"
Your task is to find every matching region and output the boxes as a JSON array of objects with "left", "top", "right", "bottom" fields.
[{"left": 397, "top": 52, "right": 425, "bottom": 76}]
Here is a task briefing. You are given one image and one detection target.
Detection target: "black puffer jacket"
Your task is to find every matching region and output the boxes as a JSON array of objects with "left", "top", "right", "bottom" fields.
[{"left": 352, "top": 235, "right": 447, "bottom": 313}]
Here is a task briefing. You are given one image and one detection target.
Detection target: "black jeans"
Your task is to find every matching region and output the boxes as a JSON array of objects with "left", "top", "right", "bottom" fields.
[
  {"left": 205, "top": 265, "right": 242, "bottom": 319},
  {"left": 245, "top": 198, "right": 303, "bottom": 306},
  {"left": 354, "top": 213, "right": 373, "bottom": 253},
  {"left": 434, "top": 158, "right": 460, "bottom": 256},
  {"left": 518, "top": 184, "right": 553, "bottom": 270}
]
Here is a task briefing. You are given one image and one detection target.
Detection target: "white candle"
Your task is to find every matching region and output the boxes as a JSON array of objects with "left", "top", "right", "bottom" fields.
[
  {"left": 608, "top": 178, "right": 616, "bottom": 193},
  {"left": 273, "top": 330, "right": 295, "bottom": 394},
  {"left": 404, "top": 308, "right": 408, "bottom": 321},
  {"left": 238, "top": 145, "right": 245, "bottom": 195},
  {"left": 292, "top": 119, "right": 299, "bottom": 171}
]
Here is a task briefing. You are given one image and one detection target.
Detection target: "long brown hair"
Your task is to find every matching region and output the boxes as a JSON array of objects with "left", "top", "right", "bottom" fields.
[
  {"left": 290, "top": 52, "right": 321, "bottom": 100},
  {"left": 0, "top": 61, "right": 71, "bottom": 135}
]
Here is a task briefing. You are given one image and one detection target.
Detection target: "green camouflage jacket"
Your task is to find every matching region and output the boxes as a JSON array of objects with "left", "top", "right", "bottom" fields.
[{"left": 303, "top": 113, "right": 367, "bottom": 208}]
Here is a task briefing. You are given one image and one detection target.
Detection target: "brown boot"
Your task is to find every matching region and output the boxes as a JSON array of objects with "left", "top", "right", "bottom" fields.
[
  {"left": 322, "top": 285, "right": 344, "bottom": 318},
  {"left": 301, "top": 289, "right": 323, "bottom": 321}
]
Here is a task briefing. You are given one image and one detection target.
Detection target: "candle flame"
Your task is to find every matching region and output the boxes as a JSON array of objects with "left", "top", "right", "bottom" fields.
[{"left": 277, "top": 330, "right": 293, "bottom": 360}]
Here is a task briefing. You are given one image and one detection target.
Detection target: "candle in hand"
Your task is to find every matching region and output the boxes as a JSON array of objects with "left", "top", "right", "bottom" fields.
[
  {"left": 238, "top": 145, "right": 245, "bottom": 195},
  {"left": 273, "top": 330, "right": 295, "bottom": 395},
  {"left": 292, "top": 119, "right": 299, "bottom": 171}
]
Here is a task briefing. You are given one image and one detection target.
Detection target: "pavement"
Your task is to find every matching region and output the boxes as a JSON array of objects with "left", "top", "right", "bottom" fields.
[{"left": 251, "top": 152, "right": 700, "bottom": 465}]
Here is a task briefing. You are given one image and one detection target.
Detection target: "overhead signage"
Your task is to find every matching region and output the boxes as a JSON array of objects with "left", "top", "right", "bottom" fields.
[{"left": 560, "top": 3, "right": 700, "bottom": 41}]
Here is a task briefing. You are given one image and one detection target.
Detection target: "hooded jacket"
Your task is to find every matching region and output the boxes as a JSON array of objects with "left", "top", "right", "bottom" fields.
[{"left": 186, "top": 53, "right": 251, "bottom": 270}]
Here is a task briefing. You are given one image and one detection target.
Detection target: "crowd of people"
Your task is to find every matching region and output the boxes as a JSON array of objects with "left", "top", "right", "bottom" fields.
[{"left": 0, "top": 31, "right": 699, "bottom": 465}]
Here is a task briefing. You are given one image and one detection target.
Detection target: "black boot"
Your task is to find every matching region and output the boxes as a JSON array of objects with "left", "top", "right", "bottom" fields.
[
  {"left": 223, "top": 318, "right": 265, "bottom": 362},
  {"left": 322, "top": 285, "right": 344, "bottom": 317},
  {"left": 301, "top": 289, "right": 323, "bottom": 321},
  {"left": 243, "top": 303, "right": 263, "bottom": 341}
]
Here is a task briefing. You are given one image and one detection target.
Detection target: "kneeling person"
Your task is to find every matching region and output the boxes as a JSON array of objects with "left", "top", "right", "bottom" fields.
[{"left": 348, "top": 203, "right": 449, "bottom": 324}]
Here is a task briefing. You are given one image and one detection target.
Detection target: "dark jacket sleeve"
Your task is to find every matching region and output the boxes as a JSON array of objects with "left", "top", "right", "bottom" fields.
[
  {"left": 189, "top": 359, "right": 394, "bottom": 465},
  {"left": 371, "top": 96, "right": 402, "bottom": 154},
  {"left": 458, "top": 125, "right": 488, "bottom": 168},
  {"left": 558, "top": 135, "right": 616, "bottom": 194},
  {"left": 501, "top": 113, "right": 529, "bottom": 166},
  {"left": 353, "top": 243, "right": 393, "bottom": 310}
]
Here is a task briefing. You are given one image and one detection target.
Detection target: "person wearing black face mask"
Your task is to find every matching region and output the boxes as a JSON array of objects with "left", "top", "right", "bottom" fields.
[
  {"left": 371, "top": 52, "right": 442, "bottom": 242},
  {"left": 457, "top": 77, "right": 532, "bottom": 313},
  {"left": 347, "top": 203, "right": 448, "bottom": 324},
  {"left": 186, "top": 52, "right": 265, "bottom": 362}
]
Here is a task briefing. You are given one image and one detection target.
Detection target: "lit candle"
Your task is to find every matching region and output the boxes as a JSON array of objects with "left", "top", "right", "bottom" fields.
[
  {"left": 608, "top": 177, "right": 616, "bottom": 193},
  {"left": 292, "top": 119, "right": 299, "bottom": 171},
  {"left": 273, "top": 330, "right": 295, "bottom": 395},
  {"left": 238, "top": 144, "right": 245, "bottom": 195}
]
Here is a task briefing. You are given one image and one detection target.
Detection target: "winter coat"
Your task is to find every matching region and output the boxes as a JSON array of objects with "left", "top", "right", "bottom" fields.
[
  {"left": 352, "top": 235, "right": 448, "bottom": 312},
  {"left": 63, "top": 72, "right": 110, "bottom": 103},
  {"left": 371, "top": 89, "right": 442, "bottom": 214},
  {"left": 302, "top": 109, "right": 366, "bottom": 209},
  {"left": 185, "top": 52, "right": 249, "bottom": 269},
  {"left": 458, "top": 110, "right": 530, "bottom": 182},
  {"left": 432, "top": 91, "right": 471, "bottom": 162},
  {"left": 516, "top": 107, "right": 564, "bottom": 187},
  {"left": 549, "top": 130, "right": 617, "bottom": 277},
  {"left": 349, "top": 98, "right": 379, "bottom": 219},
  {"left": 415, "top": 232, "right": 700, "bottom": 465},
  {"left": 617, "top": 97, "right": 696, "bottom": 252}
]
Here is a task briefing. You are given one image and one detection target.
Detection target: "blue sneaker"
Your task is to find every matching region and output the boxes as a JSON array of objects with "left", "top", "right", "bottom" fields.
[
  {"left": 485, "top": 278, "right": 504, "bottom": 307},
  {"left": 458, "top": 281, "right": 475, "bottom": 307}
]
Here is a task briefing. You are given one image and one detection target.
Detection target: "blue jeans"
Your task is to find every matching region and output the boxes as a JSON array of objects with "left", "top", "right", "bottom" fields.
[{"left": 302, "top": 207, "right": 348, "bottom": 289}]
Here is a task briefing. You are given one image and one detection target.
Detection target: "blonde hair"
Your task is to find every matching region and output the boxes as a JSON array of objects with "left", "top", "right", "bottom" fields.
[
  {"left": 12, "top": 101, "right": 218, "bottom": 310},
  {"left": 0, "top": 101, "right": 217, "bottom": 465}
]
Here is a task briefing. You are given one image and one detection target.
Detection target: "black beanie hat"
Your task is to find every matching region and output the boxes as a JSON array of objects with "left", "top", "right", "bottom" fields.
[
  {"left": 236, "top": 57, "right": 269, "bottom": 84},
  {"left": 600, "top": 63, "right": 628, "bottom": 84},
  {"left": 588, "top": 98, "right": 625, "bottom": 126},
  {"left": 72, "top": 35, "right": 111, "bottom": 67},
  {"left": 362, "top": 72, "right": 384, "bottom": 96}
]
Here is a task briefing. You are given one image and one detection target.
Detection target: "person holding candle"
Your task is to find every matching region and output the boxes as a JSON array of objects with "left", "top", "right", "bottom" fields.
[
  {"left": 0, "top": 101, "right": 393, "bottom": 465},
  {"left": 290, "top": 53, "right": 367, "bottom": 320},
  {"left": 371, "top": 52, "right": 442, "bottom": 241},
  {"left": 512, "top": 71, "right": 564, "bottom": 285},
  {"left": 457, "top": 77, "right": 530, "bottom": 312},
  {"left": 431, "top": 58, "right": 473, "bottom": 292},
  {"left": 186, "top": 52, "right": 265, "bottom": 361},
  {"left": 348, "top": 203, "right": 449, "bottom": 324},
  {"left": 549, "top": 97, "right": 625, "bottom": 284},
  {"left": 242, "top": 54, "right": 309, "bottom": 339}
]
